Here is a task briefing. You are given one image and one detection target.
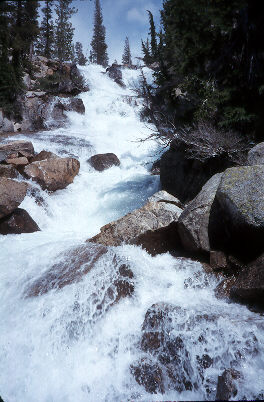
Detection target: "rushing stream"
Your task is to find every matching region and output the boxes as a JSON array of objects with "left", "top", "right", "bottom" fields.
[{"left": 0, "top": 65, "right": 263, "bottom": 401}]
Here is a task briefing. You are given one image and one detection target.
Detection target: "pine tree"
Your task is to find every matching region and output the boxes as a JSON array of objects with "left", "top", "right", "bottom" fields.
[
  {"left": 90, "top": 0, "right": 108, "bottom": 67},
  {"left": 37, "top": 0, "right": 54, "bottom": 59},
  {"left": 122, "top": 37, "right": 132, "bottom": 66},
  {"left": 0, "top": 1, "right": 19, "bottom": 113},
  {"left": 55, "top": 0, "right": 77, "bottom": 63},
  {"left": 75, "top": 42, "right": 87, "bottom": 65},
  {"left": 147, "top": 10, "right": 157, "bottom": 61},
  {"left": 141, "top": 38, "right": 152, "bottom": 65}
]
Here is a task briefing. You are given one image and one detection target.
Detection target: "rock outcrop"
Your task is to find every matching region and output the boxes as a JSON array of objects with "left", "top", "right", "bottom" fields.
[
  {"left": 247, "top": 142, "right": 264, "bottom": 165},
  {"left": 178, "top": 173, "right": 222, "bottom": 253},
  {"left": 23, "top": 156, "right": 80, "bottom": 191},
  {"left": 0, "top": 178, "right": 28, "bottom": 219},
  {"left": 89, "top": 191, "right": 183, "bottom": 255},
  {"left": 209, "top": 165, "right": 264, "bottom": 261},
  {"left": 88, "top": 153, "right": 120, "bottom": 172},
  {"left": 0, "top": 208, "right": 39, "bottom": 235}
]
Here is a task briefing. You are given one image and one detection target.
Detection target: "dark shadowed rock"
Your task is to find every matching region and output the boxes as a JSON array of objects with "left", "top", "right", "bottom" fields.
[
  {"left": 0, "top": 178, "right": 28, "bottom": 219},
  {"left": 230, "top": 254, "right": 264, "bottom": 307},
  {"left": 247, "top": 142, "right": 264, "bottom": 165},
  {"left": 209, "top": 165, "right": 264, "bottom": 261},
  {"left": 210, "top": 251, "right": 228, "bottom": 270},
  {"left": 23, "top": 157, "right": 80, "bottom": 191},
  {"left": 150, "top": 159, "right": 160, "bottom": 175},
  {"left": 0, "top": 208, "right": 40, "bottom": 235},
  {"left": 178, "top": 173, "right": 222, "bottom": 253},
  {"left": 87, "top": 153, "right": 120, "bottom": 172},
  {"left": 64, "top": 98, "right": 85, "bottom": 114},
  {"left": 89, "top": 191, "right": 182, "bottom": 255},
  {"left": 0, "top": 165, "right": 20, "bottom": 179},
  {"left": 130, "top": 358, "right": 165, "bottom": 394},
  {"left": 216, "top": 369, "right": 240, "bottom": 401},
  {"left": 160, "top": 141, "right": 234, "bottom": 203},
  {"left": 106, "top": 65, "right": 125, "bottom": 88},
  {"left": 0, "top": 140, "right": 34, "bottom": 158}
]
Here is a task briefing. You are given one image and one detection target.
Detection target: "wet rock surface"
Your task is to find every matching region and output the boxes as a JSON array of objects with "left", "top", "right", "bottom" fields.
[
  {"left": 23, "top": 157, "right": 80, "bottom": 191},
  {"left": 87, "top": 153, "right": 120, "bottom": 172},
  {"left": 89, "top": 191, "right": 183, "bottom": 255},
  {"left": 0, "top": 178, "right": 28, "bottom": 219},
  {"left": 0, "top": 164, "right": 20, "bottom": 179},
  {"left": 0, "top": 208, "right": 40, "bottom": 235},
  {"left": 216, "top": 369, "right": 240, "bottom": 401}
]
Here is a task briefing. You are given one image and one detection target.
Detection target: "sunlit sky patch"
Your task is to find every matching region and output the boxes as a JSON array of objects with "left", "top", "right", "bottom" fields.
[{"left": 71, "top": 0, "right": 163, "bottom": 64}]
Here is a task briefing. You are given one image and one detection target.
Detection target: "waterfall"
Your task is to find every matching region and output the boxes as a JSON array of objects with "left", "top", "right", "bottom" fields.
[{"left": 0, "top": 65, "right": 263, "bottom": 402}]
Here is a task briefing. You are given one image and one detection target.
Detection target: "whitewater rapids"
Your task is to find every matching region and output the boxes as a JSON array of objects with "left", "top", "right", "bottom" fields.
[{"left": 0, "top": 65, "right": 263, "bottom": 401}]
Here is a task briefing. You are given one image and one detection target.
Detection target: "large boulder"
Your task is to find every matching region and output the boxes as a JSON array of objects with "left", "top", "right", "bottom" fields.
[
  {"left": 23, "top": 157, "right": 80, "bottom": 191},
  {"left": 0, "top": 208, "right": 40, "bottom": 235},
  {"left": 89, "top": 191, "right": 183, "bottom": 255},
  {"left": 178, "top": 173, "right": 223, "bottom": 253},
  {"left": 209, "top": 165, "right": 264, "bottom": 261},
  {"left": 160, "top": 141, "right": 235, "bottom": 203},
  {"left": 0, "top": 178, "right": 28, "bottom": 219},
  {"left": 88, "top": 153, "right": 120, "bottom": 172},
  {"left": 247, "top": 142, "right": 264, "bottom": 165},
  {"left": 0, "top": 140, "right": 34, "bottom": 158}
]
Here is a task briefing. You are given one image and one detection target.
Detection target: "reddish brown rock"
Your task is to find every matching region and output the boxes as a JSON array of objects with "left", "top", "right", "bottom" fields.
[
  {"left": 6, "top": 156, "right": 29, "bottom": 166},
  {"left": 30, "top": 150, "right": 58, "bottom": 163},
  {"left": 0, "top": 178, "right": 28, "bottom": 219},
  {"left": 0, "top": 208, "right": 40, "bottom": 235},
  {"left": 88, "top": 153, "right": 120, "bottom": 172},
  {"left": 0, "top": 140, "right": 34, "bottom": 158},
  {"left": 130, "top": 358, "right": 165, "bottom": 394},
  {"left": 23, "top": 157, "right": 80, "bottom": 191},
  {"left": 0, "top": 165, "right": 20, "bottom": 179}
]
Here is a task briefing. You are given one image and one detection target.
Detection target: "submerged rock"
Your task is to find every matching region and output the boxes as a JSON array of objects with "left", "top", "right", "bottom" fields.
[
  {"left": 209, "top": 165, "right": 264, "bottom": 261},
  {"left": 23, "top": 157, "right": 80, "bottom": 191},
  {"left": 178, "top": 173, "right": 222, "bottom": 253},
  {"left": 130, "top": 358, "right": 165, "bottom": 394},
  {"left": 87, "top": 153, "right": 120, "bottom": 172},
  {"left": 24, "top": 243, "right": 135, "bottom": 311},
  {"left": 0, "top": 178, "right": 28, "bottom": 219},
  {"left": 0, "top": 208, "right": 40, "bottom": 235},
  {"left": 89, "top": 190, "right": 183, "bottom": 255}
]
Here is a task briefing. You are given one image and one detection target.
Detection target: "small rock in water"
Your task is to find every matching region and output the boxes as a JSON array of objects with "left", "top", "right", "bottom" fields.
[
  {"left": 216, "top": 369, "right": 240, "bottom": 401},
  {"left": 0, "top": 208, "right": 40, "bottom": 235},
  {"left": 87, "top": 153, "right": 120, "bottom": 172}
]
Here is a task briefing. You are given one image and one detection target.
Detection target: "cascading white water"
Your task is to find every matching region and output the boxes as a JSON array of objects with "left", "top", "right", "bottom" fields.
[{"left": 0, "top": 65, "right": 263, "bottom": 402}]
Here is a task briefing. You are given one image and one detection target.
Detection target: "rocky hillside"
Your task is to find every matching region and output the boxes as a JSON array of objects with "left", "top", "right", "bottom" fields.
[{"left": 0, "top": 56, "right": 88, "bottom": 133}]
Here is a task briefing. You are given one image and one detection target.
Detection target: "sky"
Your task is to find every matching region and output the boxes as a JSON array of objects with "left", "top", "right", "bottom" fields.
[{"left": 71, "top": 0, "right": 164, "bottom": 64}]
